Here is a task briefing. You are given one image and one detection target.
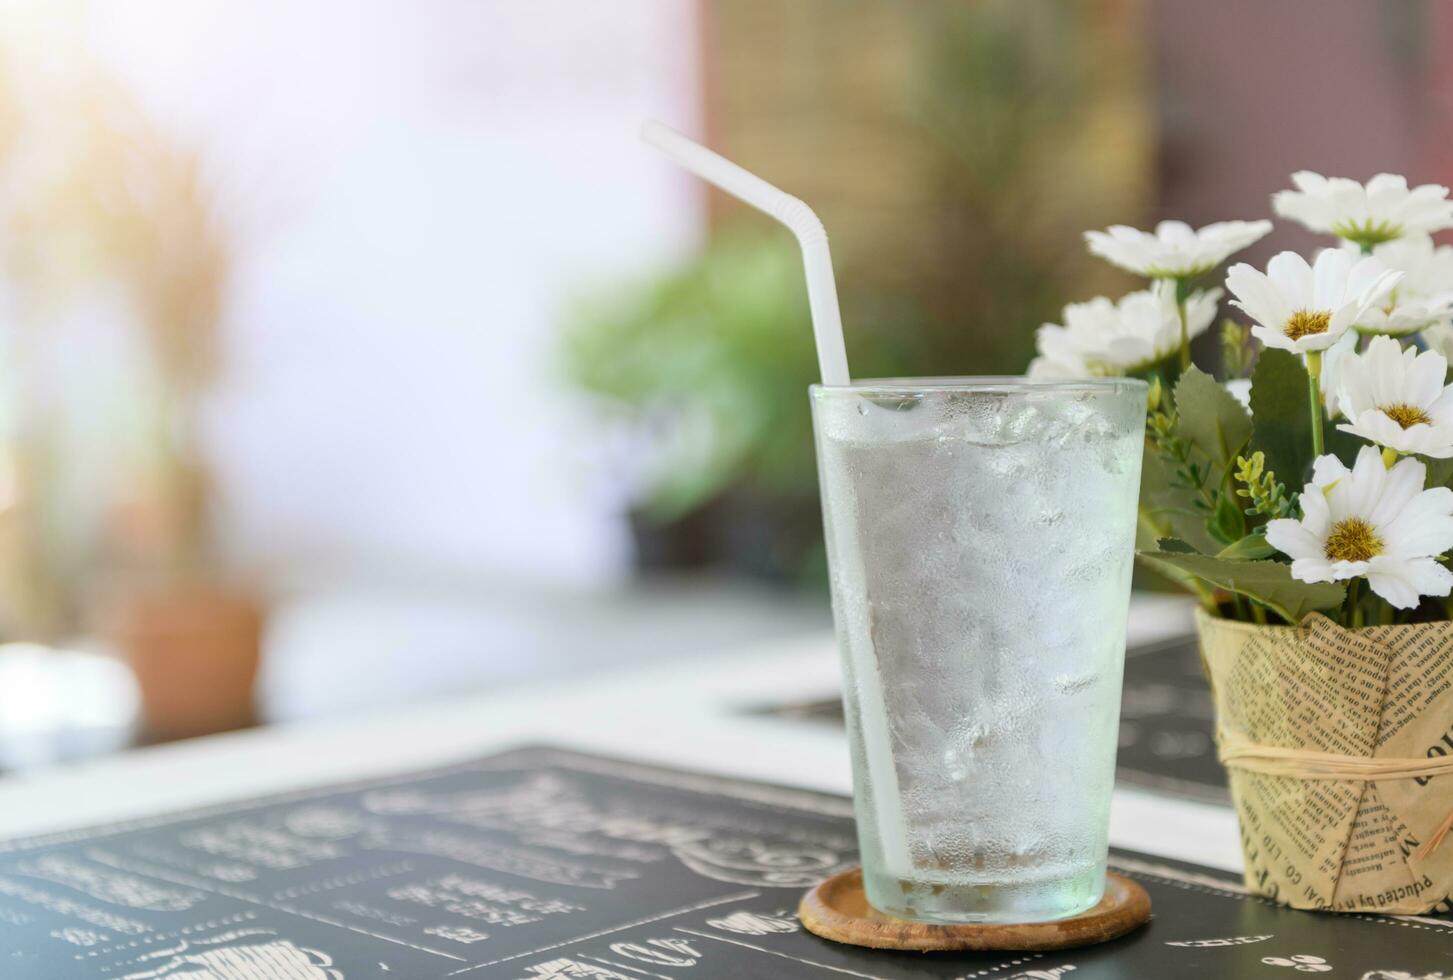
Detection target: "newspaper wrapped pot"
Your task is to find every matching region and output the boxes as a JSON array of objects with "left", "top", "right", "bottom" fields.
[{"left": 1196, "top": 609, "right": 1453, "bottom": 913}]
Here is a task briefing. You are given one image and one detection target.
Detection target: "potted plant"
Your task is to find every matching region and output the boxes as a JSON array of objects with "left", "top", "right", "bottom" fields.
[
  {"left": 0, "top": 33, "right": 261, "bottom": 742},
  {"left": 1027, "top": 172, "right": 1453, "bottom": 914}
]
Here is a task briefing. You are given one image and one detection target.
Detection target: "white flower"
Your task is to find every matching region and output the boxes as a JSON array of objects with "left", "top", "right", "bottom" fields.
[
  {"left": 1234, "top": 331, "right": 1352, "bottom": 417},
  {"left": 1026, "top": 282, "right": 1220, "bottom": 379},
  {"left": 1084, "top": 219, "right": 1271, "bottom": 279},
  {"left": 1224, "top": 249, "right": 1402, "bottom": 354},
  {"left": 1026, "top": 333, "right": 1097, "bottom": 380},
  {"left": 1334, "top": 335, "right": 1453, "bottom": 458},
  {"left": 1266, "top": 448, "right": 1453, "bottom": 609},
  {"left": 1272, "top": 172, "right": 1453, "bottom": 247},
  {"left": 1426, "top": 320, "right": 1453, "bottom": 363},
  {"left": 1349, "top": 236, "right": 1453, "bottom": 336},
  {"left": 1318, "top": 329, "right": 1359, "bottom": 419}
]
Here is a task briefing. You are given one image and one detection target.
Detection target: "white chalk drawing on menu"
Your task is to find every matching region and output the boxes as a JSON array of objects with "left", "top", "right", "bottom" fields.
[
  {"left": 1263, "top": 955, "right": 1333, "bottom": 973},
  {"left": 52, "top": 926, "right": 108, "bottom": 947},
  {"left": 282, "top": 807, "right": 371, "bottom": 840},
  {"left": 111, "top": 929, "right": 343, "bottom": 980},
  {"left": 512, "top": 958, "right": 634, "bottom": 980},
  {"left": 14, "top": 853, "right": 204, "bottom": 912},
  {"left": 672, "top": 838, "right": 841, "bottom": 888},
  {"left": 1005, "top": 967, "right": 1076, "bottom": 980},
  {"left": 704, "top": 909, "right": 799, "bottom": 935},
  {"left": 360, "top": 773, "right": 573, "bottom": 818},
  {"left": 386, "top": 872, "right": 584, "bottom": 927},
  {"left": 363, "top": 772, "right": 852, "bottom": 889},
  {"left": 181, "top": 821, "right": 349, "bottom": 870},
  {"left": 0, "top": 874, "right": 151, "bottom": 934},
  {"left": 424, "top": 923, "right": 489, "bottom": 944},
  {"left": 363, "top": 828, "right": 638, "bottom": 889},
  {"left": 1361, "top": 973, "right": 1453, "bottom": 980},
  {"left": 1165, "top": 934, "right": 1273, "bottom": 947},
  {"left": 608, "top": 936, "right": 700, "bottom": 967},
  {"left": 514, "top": 828, "right": 664, "bottom": 863}
]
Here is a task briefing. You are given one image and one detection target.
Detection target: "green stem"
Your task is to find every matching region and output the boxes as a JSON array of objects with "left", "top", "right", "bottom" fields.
[
  {"left": 1233, "top": 594, "right": 1250, "bottom": 622},
  {"left": 1345, "top": 577, "right": 1362, "bottom": 629},
  {"left": 1305, "top": 350, "right": 1324, "bottom": 458},
  {"left": 1174, "top": 278, "right": 1191, "bottom": 370}
]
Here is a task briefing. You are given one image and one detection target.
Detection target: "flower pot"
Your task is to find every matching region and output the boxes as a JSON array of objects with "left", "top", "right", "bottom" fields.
[
  {"left": 1195, "top": 608, "right": 1453, "bottom": 913},
  {"left": 105, "top": 587, "right": 263, "bottom": 743}
]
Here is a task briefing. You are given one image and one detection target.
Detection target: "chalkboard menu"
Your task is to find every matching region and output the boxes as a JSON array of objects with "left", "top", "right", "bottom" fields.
[
  {"left": 2, "top": 745, "right": 1450, "bottom": 978},
  {"left": 754, "top": 633, "right": 1230, "bottom": 804}
]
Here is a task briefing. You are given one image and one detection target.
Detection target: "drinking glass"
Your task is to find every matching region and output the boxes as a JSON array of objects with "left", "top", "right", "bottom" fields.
[{"left": 810, "top": 377, "right": 1147, "bottom": 923}]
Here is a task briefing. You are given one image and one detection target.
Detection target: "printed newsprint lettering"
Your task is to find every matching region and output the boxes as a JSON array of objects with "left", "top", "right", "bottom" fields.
[{"left": 1204, "top": 616, "right": 1453, "bottom": 912}]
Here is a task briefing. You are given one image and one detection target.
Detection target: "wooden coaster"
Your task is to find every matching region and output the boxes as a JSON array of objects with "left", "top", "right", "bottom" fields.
[{"left": 799, "top": 868, "right": 1151, "bottom": 952}]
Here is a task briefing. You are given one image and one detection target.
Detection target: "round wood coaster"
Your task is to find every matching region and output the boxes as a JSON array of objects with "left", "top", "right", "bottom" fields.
[{"left": 799, "top": 868, "right": 1151, "bottom": 952}]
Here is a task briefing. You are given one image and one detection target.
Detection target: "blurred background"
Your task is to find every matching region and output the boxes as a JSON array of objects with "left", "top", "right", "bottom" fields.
[{"left": 0, "top": 0, "right": 1448, "bottom": 768}]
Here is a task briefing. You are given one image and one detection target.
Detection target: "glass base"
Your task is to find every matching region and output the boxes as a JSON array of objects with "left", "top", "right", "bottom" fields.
[{"left": 862, "top": 862, "right": 1105, "bottom": 925}]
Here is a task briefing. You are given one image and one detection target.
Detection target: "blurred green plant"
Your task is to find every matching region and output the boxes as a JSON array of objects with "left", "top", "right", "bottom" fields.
[
  {"left": 901, "top": 0, "right": 1141, "bottom": 374},
  {"left": 564, "top": 0, "right": 1147, "bottom": 577},
  {"left": 564, "top": 232, "right": 906, "bottom": 528}
]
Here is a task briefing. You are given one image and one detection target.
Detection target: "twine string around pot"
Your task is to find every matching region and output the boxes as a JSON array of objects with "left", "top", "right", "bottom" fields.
[{"left": 1217, "top": 730, "right": 1453, "bottom": 861}]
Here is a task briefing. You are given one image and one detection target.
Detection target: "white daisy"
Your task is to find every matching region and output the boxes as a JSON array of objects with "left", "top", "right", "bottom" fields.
[
  {"left": 1084, "top": 219, "right": 1271, "bottom": 280},
  {"left": 1334, "top": 335, "right": 1453, "bottom": 458},
  {"left": 1266, "top": 447, "right": 1453, "bottom": 609},
  {"left": 1026, "top": 282, "right": 1220, "bottom": 379},
  {"left": 1224, "top": 249, "right": 1402, "bottom": 354},
  {"left": 1426, "top": 320, "right": 1453, "bottom": 363},
  {"left": 1318, "top": 329, "right": 1359, "bottom": 418},
  {"left": 1231, "top": 331, "right": 1352, "bottom": 417},
  {"left": 1344, "top": 235, "right": 1453, "bottom": 336},
  {"left": 1272, "top": 172, "right": 1453, "bottom": 248},
  {"left": 1026, "top": 332, "right": 1097, "bottom": 380}
]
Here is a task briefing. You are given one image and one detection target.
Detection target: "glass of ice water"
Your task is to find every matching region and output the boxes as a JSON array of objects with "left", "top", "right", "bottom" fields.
[{"left": 810, "top": 377, "right": 1147, "bottom": 924}]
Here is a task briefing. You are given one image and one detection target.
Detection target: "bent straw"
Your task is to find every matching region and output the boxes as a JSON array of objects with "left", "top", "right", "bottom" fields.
[
  {"left": 640, "top": 120, "right": 850, "bottom": 387},
  {"left": 641, "top": 120, "right": 914, "bottom": 876}
]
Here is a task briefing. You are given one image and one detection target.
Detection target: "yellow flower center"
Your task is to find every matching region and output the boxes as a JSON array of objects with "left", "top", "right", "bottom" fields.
[
  {"left": 1380, "top": 402, "right": 1431, "bottom": 429},
  {"left": 1324, "top": 517, "right": 1382, "bottom": 563},
  {"left": 1283, "top": 309, "right": 1332, "bottom": 340}
]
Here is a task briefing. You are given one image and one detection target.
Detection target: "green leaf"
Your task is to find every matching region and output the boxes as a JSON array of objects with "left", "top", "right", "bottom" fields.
[
  {"left": 1216, "top": 531, "right": 1275, "bottom": 560},
  {"left": 1248, "top": 349, "right": 1316, "bottom": 488},
  {"left": 1135, "top": 551, "right": 1345, "bottom": 623},
  {"left": 1208, "top": 484, "right": 1246, "bottom": 544},
  {"left": 1174, "top": 366, "right": 1252, "bottom": 469},
  {"left": 1140, "top": 452, "right": 1219, "bottom": 553},
  {"left": 1160, "top": 509, "right": 1220, "bottom": 554},
  {"left": 1424, "top": 456, "right": 1453, "bottom": 489},
  {"left": 1324, "top": 425, "right": 1365, "bottom": 470},
  {"left": 1139, "top": 536, "right": 1217, "bottom": 597}
]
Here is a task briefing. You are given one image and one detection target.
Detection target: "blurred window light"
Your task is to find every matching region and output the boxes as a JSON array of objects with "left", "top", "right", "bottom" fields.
[
  {"left": 65, "top": 0, "right": 706, "bottom": 591},
  {"left": 0, "top": 643, "right": 139, "bottom": 768}
]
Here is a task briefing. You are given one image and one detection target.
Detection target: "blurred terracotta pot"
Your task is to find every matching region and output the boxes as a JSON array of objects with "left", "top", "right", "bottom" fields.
[{"left": 106, "top": 587, "right": 263, "bottom": 742}]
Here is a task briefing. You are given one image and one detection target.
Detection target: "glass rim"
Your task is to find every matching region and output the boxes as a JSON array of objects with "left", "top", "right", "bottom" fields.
[{"left": 809, "top": 376, "right": 1148, "bottom": 396}]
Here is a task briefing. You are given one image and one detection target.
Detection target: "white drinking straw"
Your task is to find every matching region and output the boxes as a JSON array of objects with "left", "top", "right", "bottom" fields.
[
  {"left": 640, "top": 120, "right": 851, "bottom": 388},
  {"left": 640, "top": 120, "right": 914, "bottom": 877}
]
